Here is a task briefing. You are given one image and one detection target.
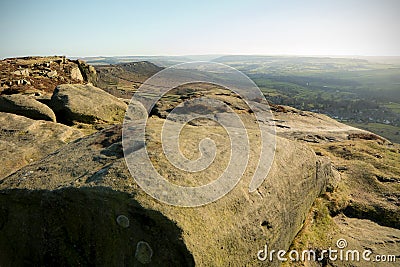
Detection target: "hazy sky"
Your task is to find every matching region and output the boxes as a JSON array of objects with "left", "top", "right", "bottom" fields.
[{"left": 1, "top": 0, "right": 399, "bottom": 58}]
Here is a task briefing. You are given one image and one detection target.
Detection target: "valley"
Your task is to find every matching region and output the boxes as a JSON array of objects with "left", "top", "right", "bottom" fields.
[{"left": 83, "top": 55, "right": 400, "bottom": 143}]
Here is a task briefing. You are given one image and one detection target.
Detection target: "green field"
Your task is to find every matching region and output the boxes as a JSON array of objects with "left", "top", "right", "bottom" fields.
[{"left": 212, "top": 56, "right": 400, "bottom": 143}]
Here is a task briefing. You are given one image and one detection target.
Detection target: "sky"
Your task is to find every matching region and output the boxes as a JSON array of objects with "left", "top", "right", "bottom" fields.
[{"left": 0, "top": 0, "right": 399, "bottom": 58}]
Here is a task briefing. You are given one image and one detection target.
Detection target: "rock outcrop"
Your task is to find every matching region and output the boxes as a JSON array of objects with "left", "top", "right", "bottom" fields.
[
  {"left": 0, "top": 94, "right": 56, "bottom": 122},
  {"left": 0, "top": 56, "right": 97, "bottom": 95},
  {"left": 0, "top": 116, "right": 333, "bottom": 266},
  {"left": 330, "top": 215, "right": 400, "bottom": 267},
  {"left": 271, "top": 104, "right": 370, "bottom": 143},
  {"left": 76, "top": 60, "right": 98, "bottom": 85},
  {"left": 281, "top": 106, "right": 400, "bottom": 267},
  {"left": 49, "top": 84, "right": 127, "bottom": 124},
  {"left": 1, "top": 59, "right": 397, "bottom": 266},
  {"left": 0, "top": 112, "right": 83, "bottom": 180}
]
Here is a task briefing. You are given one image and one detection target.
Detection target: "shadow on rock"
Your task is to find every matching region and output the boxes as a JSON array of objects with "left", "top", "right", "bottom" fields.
[{"left": 0, "top": 186, "right": 194, "bottom": 267}]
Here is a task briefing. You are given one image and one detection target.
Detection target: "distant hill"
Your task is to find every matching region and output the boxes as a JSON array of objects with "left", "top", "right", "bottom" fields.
[
  {"left": 79, "top": 55, "right": 191, "bottom": 67},
  {"left": 95, "top": 61, "right": 163, "bottom": 98},
  {"left": 79, "top": 55, "right": 226, "bottom": 67}
]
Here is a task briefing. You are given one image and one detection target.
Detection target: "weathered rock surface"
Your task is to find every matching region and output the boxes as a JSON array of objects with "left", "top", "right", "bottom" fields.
[
  {"left": 1, "top": 77, "right": 393, "bottom": 266},
  {"left": 0, "top": 94, "right": 56, "bottom": 122},
  {"left": 49, "top": 84, "right": 127, "bottom": 124},
  {"left": 76, "top": 60, "right": 98, "bottom": 85},
  {"left": 330, "top": 215, "right": 400, "bottom": 267},
  {"left": 0, "top": 56, "right": 96, "bottom": 95},
  {"left": 286, "top": 117, "right": 400, "bottom": 267},
  {"left": 0, "top": 187, "right": 194, "bottom": 266},
  {"left": 271, "top": 104, "right": 370, "bottom": 143},
  {"left": 0, "top": 112, "right": 83, "bottom": 180},
  {"left": 70, "top": 66, "right": 83, "bottom": 81},
  {"left": 0, "top": 119, "right": 333, "bottom": 266}
]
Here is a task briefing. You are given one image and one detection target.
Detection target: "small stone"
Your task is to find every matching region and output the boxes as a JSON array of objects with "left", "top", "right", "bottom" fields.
[
  {"left": 116, "top": 215, "right": 129, "bottom": 228},
  {"left": 135, "top": 241, "right": 153, "bottom": 264},
  {"left": 47, "top": 70, "right": 58, "bottom": 78}
]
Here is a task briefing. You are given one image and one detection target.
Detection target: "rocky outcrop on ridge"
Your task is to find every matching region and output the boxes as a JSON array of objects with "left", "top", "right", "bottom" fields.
[
  {"left": 0, "top": 56, "right": 97, "bottom": 96},
  {"left": 0, "top": 120, "right": 334, "bottom": 266},
  {"left": 0, "top": 94, "right": 56, "bottom": 122}
]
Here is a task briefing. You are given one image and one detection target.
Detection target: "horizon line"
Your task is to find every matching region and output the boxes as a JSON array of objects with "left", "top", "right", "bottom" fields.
[{"left": 3, "top": 53, "right": 400, "bottom": 61}]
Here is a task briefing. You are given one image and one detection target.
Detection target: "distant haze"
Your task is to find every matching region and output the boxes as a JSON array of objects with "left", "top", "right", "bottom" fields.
[{"left": 1, "top": 0, "right": 399, "bottom": 58}]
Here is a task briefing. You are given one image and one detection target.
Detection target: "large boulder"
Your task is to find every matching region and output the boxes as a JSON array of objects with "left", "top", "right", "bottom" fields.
[
  {"left": 49, "top": 84, "right": 127, "bottom": 124},
  {"left": 76, "top": 60, "right": 98, "bottom": 85},
  {"left": 0, "top": 112, "right": 83, "bottom": 180},
  {"left": 0, "top": 94, "right": 56, "bottom": 122},
  {"left": 0, "top": 119, "right": 332, "bottom": 266},
  {"left": 70, "top": 66, "right": 83, "bottom": 81}
]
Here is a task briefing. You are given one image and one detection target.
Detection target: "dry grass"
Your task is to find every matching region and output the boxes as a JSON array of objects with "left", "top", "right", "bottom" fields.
[{"left": 287, "top": 139, "right": 400, "bottom": 266}]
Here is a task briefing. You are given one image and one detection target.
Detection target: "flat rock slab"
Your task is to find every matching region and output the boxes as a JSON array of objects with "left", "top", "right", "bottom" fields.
[
  {"left": 0, "top": 112, "right": 83, "bottom": 180},
  {"left": 330, "top": 215, "right": 400, "bottom": 267}
]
